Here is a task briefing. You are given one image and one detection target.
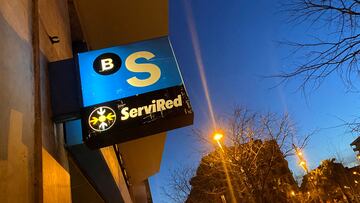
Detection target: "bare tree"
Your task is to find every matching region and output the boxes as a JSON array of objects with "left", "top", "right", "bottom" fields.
[
  {"left": 186, "top": 107, "right": 311, "bottom": 203},
  {"left": 277, "top": 0, "right": 360, "bottom": 91},
  {"left": 161, "top": 166, "right": 195, "bottom": 203}
]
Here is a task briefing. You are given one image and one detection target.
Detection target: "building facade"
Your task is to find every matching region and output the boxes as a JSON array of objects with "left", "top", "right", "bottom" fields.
[
  {"left": 0, "top": 0, "right": 168, "bottom": 202},
  {"left": 351, "top": 136, "right": 360, "bottom": 160}
]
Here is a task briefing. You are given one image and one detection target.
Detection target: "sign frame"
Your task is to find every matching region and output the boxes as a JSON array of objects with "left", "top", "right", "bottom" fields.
[{"left": 76, "top": 36, "right": 194, "bottom": 149}]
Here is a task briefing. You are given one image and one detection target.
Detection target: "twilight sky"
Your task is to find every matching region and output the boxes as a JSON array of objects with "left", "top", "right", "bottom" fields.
[{"left": 149, "top": 1, "right": 360, "bottom": 202}]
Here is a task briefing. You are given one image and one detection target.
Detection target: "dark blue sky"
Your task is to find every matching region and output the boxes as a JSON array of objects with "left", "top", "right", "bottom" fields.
[{"left": 150, "top": 1, "right": 360, "bottom": 202}]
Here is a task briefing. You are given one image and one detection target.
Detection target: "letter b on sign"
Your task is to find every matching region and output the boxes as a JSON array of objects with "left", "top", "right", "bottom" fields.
[
  {"left": 93, "top": 53, "right": 121, "bottom": 75},
  {"left": 100, "top": 58, "right": 114, "bottom": 71}
]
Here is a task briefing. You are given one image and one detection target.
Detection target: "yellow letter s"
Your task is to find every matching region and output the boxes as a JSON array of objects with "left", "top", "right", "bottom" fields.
[{"left": 125, "top": 51, "right": 161, "bottom": 87}]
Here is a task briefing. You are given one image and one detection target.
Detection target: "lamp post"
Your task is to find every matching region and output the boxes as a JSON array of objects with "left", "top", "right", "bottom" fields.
[
  {"left": 293, "top": 144, "right": 308, "bottom": 173},
  {"left": 293, "top": 144, "right": 309, "bottom": 202},
  {"left": 212, "top": 131, "right": 236, "bottom": 203},
  {"left": 292, "top": 144, "right": 324, "bottom": 203}
]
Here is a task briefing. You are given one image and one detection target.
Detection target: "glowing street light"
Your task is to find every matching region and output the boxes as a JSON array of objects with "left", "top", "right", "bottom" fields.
[
  {"left": 298, "top": 155, "right": 308, "bottom": 173},
  {"left": 293, "top": 144, "right": 308, "bottom": 173},
  {"left": 213, "top": 131, "right": 224, "bottom": 151},
  {"left": 212, "top": 131, "right": 236, "bottom": 203},
  {"left": 213, "top": 132, "right": 223, "bottom": 141},
  {"left": 299, "top": 160, "right": 308, "bottom": 173}
]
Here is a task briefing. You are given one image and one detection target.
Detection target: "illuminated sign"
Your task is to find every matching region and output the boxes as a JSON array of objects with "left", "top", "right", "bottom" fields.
[
  {"left": 78, "top": 37, "right": 183, "bottom": 107},
  {"left": 78, "top": 37, "right": 193, "bottom": 149},
  {"left": 119, "top": 95, "right": 182, "bottom": 120}
]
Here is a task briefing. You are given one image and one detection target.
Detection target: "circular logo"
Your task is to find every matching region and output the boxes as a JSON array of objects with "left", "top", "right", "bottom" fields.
[
  {"left": 93, "top": 53, "right": 121, "bottom": 75},
  {"left": 88, "top": 106, "right": 116, "bottom": 132}
]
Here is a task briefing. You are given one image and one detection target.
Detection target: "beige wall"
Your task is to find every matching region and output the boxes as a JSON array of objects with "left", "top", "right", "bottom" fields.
[
  {"left": 100, "top": 147, "right": 132, "bottom": 203},
  {"left": 0, "top": 0, "right": 34, "bottom": 202},
  {"left": 0, "top": 0, "right": 169, "bottom": 202},
  {"left": 39, "top": 0, "right": 72, "bottom": 201},
  {"left": 0, "top": 0, "right": 72, "bottom": 202}
]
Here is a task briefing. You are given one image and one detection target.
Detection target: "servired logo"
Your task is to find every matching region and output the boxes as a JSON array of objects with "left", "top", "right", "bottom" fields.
[{"left": 88, "top": 106, "right": 116, "bottom": 132}]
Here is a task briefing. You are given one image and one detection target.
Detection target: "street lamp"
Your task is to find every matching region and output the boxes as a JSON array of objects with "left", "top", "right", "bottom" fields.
[
  {"left": 299, "top": 160, "right": 308, "bottom": 173},
  {"left": 213, "top": 131, "right": 224, "bottom": 151},
  {"left": 293, "top": 145, "right": 324, "bottom": 202},
  {"left": 212, "top": 131, "right": 236, "bottom": 203},
  {"left": 213, "top": 132, "right": 223, "bottom": 141},
  {"left": 293, "top": 144, "right": 308, "bottom": 173}
]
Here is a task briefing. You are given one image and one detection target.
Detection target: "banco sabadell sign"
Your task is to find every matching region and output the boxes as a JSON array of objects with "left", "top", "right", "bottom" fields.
[{"left": 77, "top": 37, "right": 193, "bottom": 149}]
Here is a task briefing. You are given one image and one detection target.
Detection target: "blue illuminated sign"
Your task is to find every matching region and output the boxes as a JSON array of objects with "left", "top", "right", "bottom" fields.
[{"left": 78, "top": 37, "right": 183, "bottom": 107}]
